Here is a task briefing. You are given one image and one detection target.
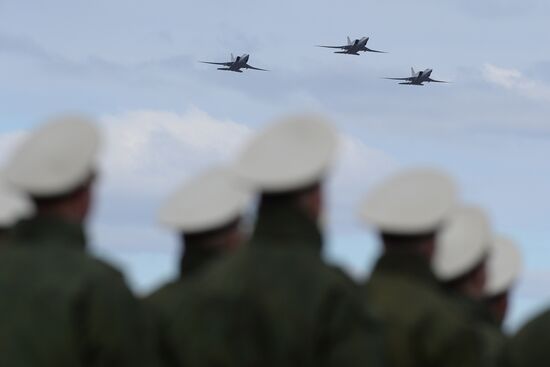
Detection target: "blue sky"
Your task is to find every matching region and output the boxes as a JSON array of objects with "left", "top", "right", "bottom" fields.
[{"left": 1, "top": 0, "right": 550, "bottom": 330}]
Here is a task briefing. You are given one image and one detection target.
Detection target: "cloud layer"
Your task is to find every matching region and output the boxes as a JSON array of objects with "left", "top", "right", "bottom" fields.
[{"left": 483, "top": 63, "right": 550, "bottom": 102}]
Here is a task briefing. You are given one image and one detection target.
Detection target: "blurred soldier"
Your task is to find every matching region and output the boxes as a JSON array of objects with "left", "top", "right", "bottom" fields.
[
  {"left": 486, "top": 237, "right": 530, "bottom": 367},
  {"left": 179, "top": 115, "right": 384, "bottom": 367},
  {"left": 0, "top": 180, "right": 33, "bottom": 243},
  {"left": 484, "top": 236, "right": 522, "bottom": 327},
  {"left": 0, "top": 116, "right": 158, "bottom": 367},
  {"left": 145, "top": 167, "right": 252, "bottom": 366},
  {"left": 360, "top": 169, "right": 484, "bottom": 367},
  {"left": 434, "top": 206, "right": 503, "bottom": 366}
]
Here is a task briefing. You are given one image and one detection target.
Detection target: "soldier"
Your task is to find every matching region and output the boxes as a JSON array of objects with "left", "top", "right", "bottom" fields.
[
  {"left": 433, "top": 206, "right": 504, "bottom": 366},
  {"left": 178, "top": 115, "right": 384, "bottom": 367},
  {"left": 484, "top": 236, "right": 522, "bottom": 327},
  {"left": 0, "top": 180, "right": 33, "bottom": 243},
  {"left": 486, "top": 237, "right": 529, "bottom": 367},
  {"left": 360, "top": 169, "right": 484, "bottom": 367},
  {"left": 0, "top": 116, "right": 158, "bottom": 367},
  {"left": 145, "top": 167, "right": 252, "bottom": 366}
]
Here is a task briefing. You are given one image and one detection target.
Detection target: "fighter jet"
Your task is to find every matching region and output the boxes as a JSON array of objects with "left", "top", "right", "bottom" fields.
[
  {"left": 200, "top": 54, "right": 268, "bottom": 72},
  {"left": 384, "top": 68, "right": 448, "bottom": 85},
  {"left": 317, "top": 36, "right": 386, "bottom": 55}
]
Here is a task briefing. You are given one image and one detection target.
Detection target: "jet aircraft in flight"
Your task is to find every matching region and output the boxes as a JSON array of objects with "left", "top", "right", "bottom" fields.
[
  {"left": 317, "top": 36, "right": 386, "bottom": 55},
  {"left": 384, "top": 68, "right": 448, "bottom": 85},
  {"left": 200, "top": 54, "right": 268, "bottom": 72}
]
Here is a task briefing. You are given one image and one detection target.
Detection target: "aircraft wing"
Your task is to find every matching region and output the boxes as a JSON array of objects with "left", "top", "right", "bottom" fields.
[
  {"left": 428, "top": 78, "right": 449, "bottom": 83},
  {"left": 383, "top": 77, "right": 413, "bottom": 81},
  {"left": 365, "top": 47, "right": 387, "bottom": 53},
  {"left": 245, "top": 64, "right": 268, "bottom": 71},
  {"left": 317, "top": 45, "right": 351, "bottom": 50},
  {"left": 200, "top": 61, "right": 233, "bottom": 66}
]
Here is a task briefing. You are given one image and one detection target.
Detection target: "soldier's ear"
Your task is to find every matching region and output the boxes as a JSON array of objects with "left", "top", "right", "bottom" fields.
[{"left": 297, "top": 183, "right": 323, "bottom": 223}]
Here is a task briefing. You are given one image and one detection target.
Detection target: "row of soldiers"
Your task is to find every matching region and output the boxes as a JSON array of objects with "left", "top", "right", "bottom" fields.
[{"left": 0, "top": 114, "right": 546, "bottom": 366}]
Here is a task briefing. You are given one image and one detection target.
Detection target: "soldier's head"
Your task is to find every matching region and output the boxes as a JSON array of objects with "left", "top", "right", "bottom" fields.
[
  {"left": 0, "top": 181, "right": 34, "bottom": 242},
  {"left": 433, "top": 206, "right": 492, "bottom": 300},
  {"left": 359, "top": 169, "right": 457, "bottom": 261},
  {"left": 159, "top": 167, "right": 253, "bottom": 253},
  {"left": 4, "top": 116, "right": 101, "bottom": 225},
  {"left": 258, "top": 182, "right": 323, "bottom": 225},
  {"left": 484, "top": 236, "right": 522, "bottom": 325},
  {"left": 233, "top": 114, "right": 337, "bottom": 226}
]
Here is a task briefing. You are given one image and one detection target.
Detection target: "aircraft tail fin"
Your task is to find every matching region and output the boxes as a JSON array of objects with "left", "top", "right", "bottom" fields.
[
  {"left": 231, "top": 53, "right": 235, "bottom": 62},
  {"left": 411, "top": 67, "right": 415, "bottom": 77},
  {"left": 347, "top": 36, "right": 352, "bottom": 45}
]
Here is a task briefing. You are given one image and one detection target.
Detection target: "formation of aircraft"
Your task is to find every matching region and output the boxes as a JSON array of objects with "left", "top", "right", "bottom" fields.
[
  {"left": 384, "top": 68, "right": 448, "bottom": 86},
  {"left": 199, "top": 36, "right": 449, "bottom": 86},
  {"left": 200, "top": 53, "right": 268, "bottom": 72},
  {"left": 317, "top": 36, "right": 387, "bottom": 55}
]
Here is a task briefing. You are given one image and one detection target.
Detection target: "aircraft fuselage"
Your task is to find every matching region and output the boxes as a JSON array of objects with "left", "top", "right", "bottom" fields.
[
  {"left": 346, "top": 37, "right": 369, "bottom": 54},
  {"left": 228, "top": 54, "right": 249, "bottom": 72},
  {"left": 410, "top": 69, "right": 433, "bottom": 85}
]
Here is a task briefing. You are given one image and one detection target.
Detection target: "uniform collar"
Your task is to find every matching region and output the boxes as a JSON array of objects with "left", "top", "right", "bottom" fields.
[
  {"left": 9, "top": 215, "right": 87, "bottom": 251},
  {"left": 251, "top": 200, "right": 323, "bottom": 252},
  {"left": 371, "top": 251, "right": 438, "bottom": 287}
]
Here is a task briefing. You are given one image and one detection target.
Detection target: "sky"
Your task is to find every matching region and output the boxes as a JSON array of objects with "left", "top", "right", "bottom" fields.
[{"left": 1, "top": 0, "right": 550, "bottom": 331}]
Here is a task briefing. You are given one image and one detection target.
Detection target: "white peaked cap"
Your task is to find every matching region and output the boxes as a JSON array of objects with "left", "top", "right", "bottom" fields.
[
  {"left": 485, "top": 236, "right": 522, "bottom": 297},
  {"left": 234, "top": 115, "right": 338, "bottom": 193},
  {"left": 0, "top": 180, "right": 34, "bottom": 227},
  {"left": 433, "top": 205, "right": 492, "bottom": 281},
  {"left": 4, "top": 116, "right": 100, "bottom": 197},
  {"left": 359, "top": 168, "right": 457, "bottom": 234},
  {"left": 159, "top": 167, "right": 253, "bottom": 233}
]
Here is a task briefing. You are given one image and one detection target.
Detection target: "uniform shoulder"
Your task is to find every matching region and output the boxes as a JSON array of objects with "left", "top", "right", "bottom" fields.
[
  {"left": 323, "top": 262, "right": 361, "bottom": 288},
  {"left": 516, "top": 308, "right": 550, "bottom": 336},
  {"left": 502, "top": 308, "right": 550, "bottom": 366},
  {"left": 144, "top": 280, "right": 188, "bottom": 312}
]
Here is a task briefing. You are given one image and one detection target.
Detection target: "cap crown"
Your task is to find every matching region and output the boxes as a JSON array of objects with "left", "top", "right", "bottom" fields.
[
  {"left": 360, "top": 169, "right": 457, "bottom": 234},
  {"left": 485, "top": 236, "right": 522, "bottom": 296},
  {"left": 433, "top": 206, "right": 491, "bottom": 281},
  {"left": 5, "top": 116, "right": 100, "bottom": 197},
  {"left": 159, "top": 167, "right": 252, "bottom": 233},
  {"left": 234, "top": 115, "right": 337, "bottom": 193}
]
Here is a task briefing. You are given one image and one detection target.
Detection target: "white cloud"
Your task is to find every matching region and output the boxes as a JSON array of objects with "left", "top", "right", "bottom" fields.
[
  {"left": 483, "top": 63, "right": 550, "bottom": 102},
  {"left": 93, "top": 108, "right": 397, "bottom": 202},
  {"left": 99, "top": 108, "right": 252, "bottom": 196}
]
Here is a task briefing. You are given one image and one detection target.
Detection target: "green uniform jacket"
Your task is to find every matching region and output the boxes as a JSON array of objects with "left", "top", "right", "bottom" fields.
[
  {"left": 170, "top": 201, "right": 385, "bottom": 367},
  {"left": 0, "top": 216, "right": 159, "bottom": 367},
  {"left": 447, "top": 293, "right": 505, "bottom": 367},
  {"left": 500, "top": 308, "right": 550, "bottom": 367},
  {"left": 145, "top": 242, "right": 226, "bottom": 367},
  {"left": 364, "top": 253, "right": 485, "bottom": 367}
]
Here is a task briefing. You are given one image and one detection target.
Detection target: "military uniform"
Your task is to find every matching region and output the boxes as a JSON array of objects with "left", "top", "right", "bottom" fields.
[
  {"left": 173, "top": 201, "right": 384, "bottom": 367},
  {"left": 0, "top": 216, "right": 158, "bottom": 367},
  {"left": 145, "top": 167, "right": 253, "bottom": 367},
  {"left": 449, "top": 292, "right": 505, "bottom": 367},
  {"left": 365, "top": 253, "right": 484, "bottom": 367},
  {"left": 499, "top": 308, "right": 550, "bottom": 366},
  {"left": 162, "top": 115, "right": 385, "bottom": 367},
  {"left": 145, "top": 242, "right": 228, "bottom": 367},
  {"left": 431, "top": 205, "right": 503, "bottom": 366}
]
